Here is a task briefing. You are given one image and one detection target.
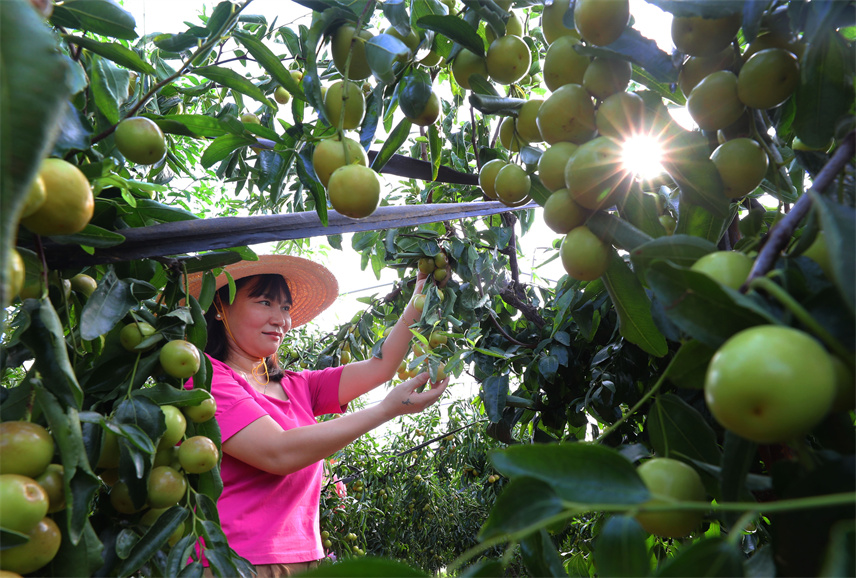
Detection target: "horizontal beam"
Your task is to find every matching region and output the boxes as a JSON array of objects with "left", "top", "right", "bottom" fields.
[{"left": 40, "top": 201, "right": 537, "bottom": 268}]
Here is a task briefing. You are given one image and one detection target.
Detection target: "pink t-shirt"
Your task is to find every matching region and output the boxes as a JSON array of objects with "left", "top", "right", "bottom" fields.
[{"left": 187, "top": 356, "right": 346, "bottom": 564}]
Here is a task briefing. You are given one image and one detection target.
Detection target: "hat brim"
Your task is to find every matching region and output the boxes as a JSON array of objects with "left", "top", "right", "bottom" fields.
[{"left": 186, "top": 255, "right": 338, "bottom": 328}]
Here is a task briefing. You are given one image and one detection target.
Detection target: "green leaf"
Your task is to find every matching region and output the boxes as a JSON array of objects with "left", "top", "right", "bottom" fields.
[
  {"left": 370, "top": 117, "right": 412, "bottom": 173},
  {"left": 663, "top": 339, "right": 716, "bottom": 390},
  {"left": 483, "top": 374, "right": 509, "bottom": 423},
  {"left": 529, "top": 176, "right": 551, "bottom": 208},
  {"left": 648, "top": 394, "right": 721, "bottom": 466},
  {"left": 201, "top": 134, "right": 257, "bottom": 168},
  {"left": 301, "top": 558, "right": 427, "bottom": 577},
  {"left": 594, "top": 516, "right": 651, "bottom": 578},
  {"left": 80, "top": 269, "right": 137, "bottom": 340},
  {"left": 63, "top": 35, "right": 155, "bottom": 75},
  {"left": 50, "top": 224, "right": 126, "bottom": 248},
  {"left": 479, "top": 477, "right": 565, "bottom": 539},
  {"left": 645, "top": 260, "right": 777, "bottom": 348},
  {"left": 720, "top": 431, "right": 758, "bottom": 528},
  {"left": 159, "top": 113, "right": 233, "bottom": 137},
  {"left": 365, "top": 33, "right": 411, "bottom": 85},
  {"left": 602, "top": 252, "right": 668, "bottom": 357},
  {"left": 47, "top": 511, "right": 104, "bottom": 577},
  {"left": 398, "top": 69, "right": 433, "bottom": 120},
  {"left": 662, "top": 156, "right": 729, "bottom": 219},
  {"left": 383, "top": 0, "right": 410, "bottom": 36},
  {"left": 115, "top": 507, "right": 189, "bottom": 578},
  {"left": 20, "top": 300, "right": 84, "bottom": 408},
  {"left": 520, "top": 528, "right": 568, "bottom": 578},
  {"left": 618, "top": 187, "right": 668, "bottom": 239},
  {"left": 793, "top": 15, "right": 853, "bottom": 148},
  {"left": 33, "top": 387, "right": 100, "bottom": 545},
  {"left": 586, "top": 211, "right": 654, "bottom": 254},
  {"left": 194, "top": 65, "right": 276, "bottom": 108},
  {"left": 296, "top": 151, "right": 328, "bottom": 226},
  {"left": 630, "top": 234, "right": 717, "bottom": 277},
  {"left": 233, "top": 30, "right": 306, "bottom": 102},
  {"left": 490, "top": 443, "right": 650, "bottom": 505},
  {"left": 811, "top": 191, "right": 856, "bottom": 314},
  {"left": 655, "top": 537, "right": 745, "bottom": 577},
  {"left": 577, "top": 27, "right": 678, "bottom": 84},
  {"left": 152, "top": 30, "right": 205, "bottom": 53},
  {"left": 675, "top": 195, "right": 729, "bottom": 244},
  {"left": 428, "top": 123, "right": 442, "bottom": 181},
  {"left": 417, "top": 14, "right": 484, "bottom": 56},
  {"left": 468, "top": 93, "right": 526, "bottom": 116},
  {"left": 50, "top": 0, "right": 138, "bottom": 40},
  {"left": 0, "top": 1, "right": 73, "bottom": 307},
  {"left": 89, "top": 54, "right": 129, "bottom": 125}
]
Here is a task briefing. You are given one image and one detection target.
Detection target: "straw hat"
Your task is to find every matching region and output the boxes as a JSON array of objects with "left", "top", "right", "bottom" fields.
[{"left": 186, "top": 255, "right": 338, "bottom": 328}]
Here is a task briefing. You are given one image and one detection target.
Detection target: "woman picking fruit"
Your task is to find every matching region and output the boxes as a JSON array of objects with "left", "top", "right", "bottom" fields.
[{"left": 185, "top": 255, "right": 447, "bottom": 575}]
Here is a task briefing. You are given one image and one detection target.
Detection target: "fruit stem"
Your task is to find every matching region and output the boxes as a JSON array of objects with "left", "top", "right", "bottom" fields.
[
  {"left": 747, "top": 276, "right": 854, "bottom": 372},
  {"left": 595, "top": 354, "right": 676, "bottom": 444}
]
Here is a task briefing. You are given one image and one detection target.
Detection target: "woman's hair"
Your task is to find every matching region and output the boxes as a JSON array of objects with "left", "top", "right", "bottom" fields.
[{"left": 203, "top": 274, "right": 293, "bottom": 381}]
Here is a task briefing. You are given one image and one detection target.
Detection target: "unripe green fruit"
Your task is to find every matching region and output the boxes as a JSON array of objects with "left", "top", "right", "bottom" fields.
[
  {"left": 671, "top": 12, "right": 741, "bottom": 57},
  {"left": 690, "top": 251, "right": 753, "bottom": 290},
  {"left": 543, "top": 36, "right": 589, "bottom": 92},
  {"left": 324, "top": 80, "right": 366, "bottom": 130},
  {"left": 710, "top": 138, "right": 769, "bottom": 198},
  {"left": 418, "top": 257, "right": 436, "bottom": 275},
  {"left": 70, "top": 273, "right": 97, "bottom": 297},
  {"left": 0, "top": 516, "right": 62, "bottom": 574},
  {"left": 159, "top": 340, "right": 201, "bottom": 379},
  {"left": 516, "top": 100, "right": 544, "bottom": 143},
  {"left": 479, "top": 159, "right": 507, "bottom": 200},
  {"left": 536, "top": 84, "right": 596, "bottom": 145},
  {"left": 178, "top": 436, "right": 219, "bottom": 474},
  {"left": 0, "top": 422, "right": 54, "bottom": 478},
  {"left": 538, "top": 143, "right": 578, "bottom": 192},
  {"left": 331, "top": 25, "right": 373, "bottom": 80},
  {"left": 543, "top": 189, "right": 590, "bottom": 234},
  {"left": 705, "top": 326, "right": 836, "bottom": 443},
  {"left": 35, "top": 464, "right": 66, "bottom": 513},
  {"left": 158, "top": 405, "right": 187, "bottom": 450},
  {"left": 384, "top": 25, "right": 420, "bottom": 53},
  {"left": 274, "top": 86, "right": 291, "bottom": 105},
  {"left": 486, "top": 35, "right": 531, "bottom": 85},
  {"left": 404, "top": 91, "right": 441, "bottom": 127},
  {"left": 312, "top": 136, "right": 368, "bottom": 188},
  {"left": 678, "top": 47, "right": 737, "bottom": 98},
  {"left": 635, "top": 458, "right": 706, "bottom": 538},
  {"left": 20, "top": 174, "right": 46, "bottom": 218},
  {"left": 499, "top": 117, "right": 527, "bottom": 152},
  {"left": 0, "top": 474, "right": 49, "bottom": 534},
  {"left": 20, "top": 158, "right": 94, "bottom": 237},
  {"left": 147, "top": 466, "right": 187, "bottom": 508},
  {"left": 687, "top": 71, "right": 745, "bottom": 131},
  {"left": 120, "top": 321, "right": 157, "bottom": 352},
  {"left": 574, "top": 0, "right": 629, "bottom": 47},
  {"left": 737, "top": 48, "right": 800, "bottom": 110},
  {"left": 494, "top": 164, "right": 531, "bottom": 207},
  {"left": 451, "top": 49, "right": 487, "bottom": 90},
  {"left": 560, "top": 226, "right": 610, "bottom": 281},
  {"left": 596, "top": 91, "right": 644, "bottom": 139},
  {"left": 327, "top": 164, "right": 381, "bottom": 219},
  {"left": 583, "top": 57, "right": 632, "bottom": 100},
  {"left": 115, "top": 117, "right": 167, "bottom": 165},
  {"left": 541, "top": 0, "right": 579, "bottom": 45},
  {"left": 565, "top": 136, "right": 629, "bottom": 210}
]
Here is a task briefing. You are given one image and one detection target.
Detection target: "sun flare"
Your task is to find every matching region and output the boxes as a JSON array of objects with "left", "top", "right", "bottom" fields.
[{"left": 621, "top": 134, "right": 665, "bottom": 181}]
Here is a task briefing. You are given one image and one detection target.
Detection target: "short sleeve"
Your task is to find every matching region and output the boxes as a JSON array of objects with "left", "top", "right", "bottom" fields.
[
  {"left": 303, "top": 365, "right": 346, "bottom": 416},
  {"left": 207, "top": 359, "right": 268, "bottom": 442}
]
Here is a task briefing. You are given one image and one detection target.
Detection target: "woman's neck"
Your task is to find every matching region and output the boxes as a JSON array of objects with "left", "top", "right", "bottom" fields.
[{"left": 225, "top": 349, "right": 264, "bottom": 377}]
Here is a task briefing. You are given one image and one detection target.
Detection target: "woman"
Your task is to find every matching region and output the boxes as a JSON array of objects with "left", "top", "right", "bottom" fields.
[{"left": 186, "top": 255, "right": 447, "bottom": 576}]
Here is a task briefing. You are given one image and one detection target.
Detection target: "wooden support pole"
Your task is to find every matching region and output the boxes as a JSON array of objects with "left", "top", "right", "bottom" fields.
[{"left": 38, "top": 201, "right": 537, "bottom": 268}]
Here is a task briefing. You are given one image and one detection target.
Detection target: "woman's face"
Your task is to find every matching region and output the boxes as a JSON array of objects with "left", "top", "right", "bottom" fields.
[{"left": 221, "top": 279, "right": 292, "bottom": 360}]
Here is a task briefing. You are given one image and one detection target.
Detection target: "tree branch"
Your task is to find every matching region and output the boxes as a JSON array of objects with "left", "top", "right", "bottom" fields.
[{"left": 745, "top": 130, "right": 855, "bottom": 286}]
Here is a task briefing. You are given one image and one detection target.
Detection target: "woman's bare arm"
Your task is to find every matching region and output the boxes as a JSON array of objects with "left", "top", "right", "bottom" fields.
[{"left": 222, "top": 373, "right": 447, "bottom": 476}]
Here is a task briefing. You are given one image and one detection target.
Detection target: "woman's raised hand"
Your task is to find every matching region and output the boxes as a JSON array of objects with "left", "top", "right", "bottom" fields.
[{"left": 381, "top": 372, "right": 448, "bottom": 418}]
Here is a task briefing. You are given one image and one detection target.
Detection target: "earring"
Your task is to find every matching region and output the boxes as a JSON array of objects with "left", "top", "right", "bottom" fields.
[{"left": 215, "top": 314, "right": 222, "bottom": 320}]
